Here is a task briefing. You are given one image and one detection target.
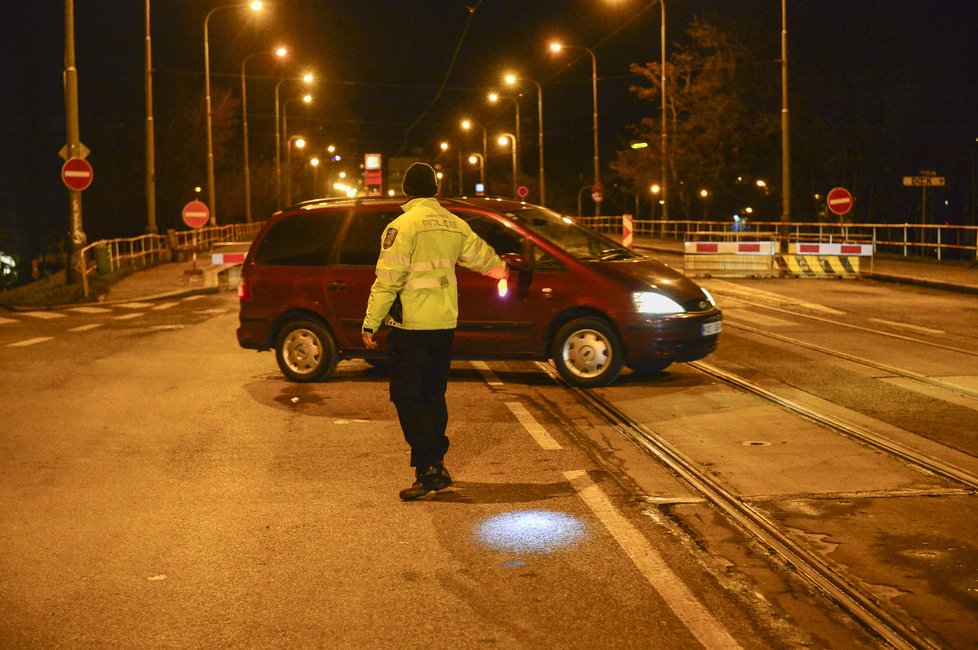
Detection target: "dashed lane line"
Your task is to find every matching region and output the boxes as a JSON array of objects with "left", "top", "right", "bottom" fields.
[
  {"left": 113, "top": 313, "right": 144, "bottom": 321},
  {"left": 7, "top": 337, "right": 55, "bottom": 348},
  {"left": 0, "top": 317, "right": 17, "bottom": 325},
  {"left": 152, "top": 302, "right": 179, "bottom": 310},
  {"left": 471, "top": 360, "right": 503, "bottom": 386},
  {"left": 564, "top": 469, "right": 742, "bottom": 650},
  {"left": 119, "top": 302, "right": 155, "bottom": 309},
  {"left": 68, "top": 324, "right": 102, "bottom": 332},
  {"left": 20, "top": 311, "right": 65, "bottom": 320},
  {"left": 868, "top": 318, "right": 945, "bottom": 336},
  {"left": 506, "top": 401, "right": 562, "bottom": 450},
  {"left": 68, "top": 306, "right": 111, "bottom": 314}
]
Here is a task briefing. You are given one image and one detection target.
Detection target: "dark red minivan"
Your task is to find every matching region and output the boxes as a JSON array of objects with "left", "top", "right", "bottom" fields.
[{"left": 237, "top": 196, "right": 722, "bottom": 387}]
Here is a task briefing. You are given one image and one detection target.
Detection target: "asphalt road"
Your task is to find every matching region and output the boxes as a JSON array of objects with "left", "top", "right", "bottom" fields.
[{"left": 2, "top": 276, "right": 976, "bottom": 648}]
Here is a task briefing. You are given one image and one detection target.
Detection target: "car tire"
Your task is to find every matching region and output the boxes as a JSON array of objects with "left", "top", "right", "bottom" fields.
[
  {"left": 274, "top": 319, "right": 338, "bottom": 382},
  {"left": 551, "top": 317, "right": 624, "bottom": 388},
  {"left": 627, "top": 361, "right": 671, "bottom": 376}
]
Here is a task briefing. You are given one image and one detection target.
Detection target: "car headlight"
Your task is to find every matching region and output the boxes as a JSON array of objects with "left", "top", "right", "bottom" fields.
[
  {"left": 701, "top": 288, "right": 716, "bottom": 307},
  {"left": 632, "top": 291, "right": 684, "bottom": 314}
]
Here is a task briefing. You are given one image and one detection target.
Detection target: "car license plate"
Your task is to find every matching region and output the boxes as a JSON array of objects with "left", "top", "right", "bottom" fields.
[{"left": 701, "top": 321, "right": 722, "bottom": 336}]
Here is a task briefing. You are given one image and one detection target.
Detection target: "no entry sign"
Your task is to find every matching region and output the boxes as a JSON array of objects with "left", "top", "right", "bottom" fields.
[
  {"left": 826, "top": 187, "right": 853, "bottom": 216},
  {"left": 182, "top": 200, "right": 210, "bottom": 229},
  {"left": 61, "top": 157, "right": 93, "bottom": 191}
]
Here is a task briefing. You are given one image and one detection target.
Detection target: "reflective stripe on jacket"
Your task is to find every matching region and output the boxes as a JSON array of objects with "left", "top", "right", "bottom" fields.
[{"left": 363, "top": 197, "right": 504, "bottom": 331}]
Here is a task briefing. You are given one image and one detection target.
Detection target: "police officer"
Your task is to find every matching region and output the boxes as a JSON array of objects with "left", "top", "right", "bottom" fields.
[{"left": 362, "top": 162, "right": 507, "bottom": 500}]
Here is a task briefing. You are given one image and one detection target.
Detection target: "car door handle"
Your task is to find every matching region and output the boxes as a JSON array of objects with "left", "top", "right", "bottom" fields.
[{"left": 328, "top": 282, "right": 347, "bottom": 291}]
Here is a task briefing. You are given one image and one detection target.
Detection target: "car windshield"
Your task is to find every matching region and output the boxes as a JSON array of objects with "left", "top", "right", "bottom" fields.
[{"left": 504, "top": 207, "right": 643, "bottom": 262}]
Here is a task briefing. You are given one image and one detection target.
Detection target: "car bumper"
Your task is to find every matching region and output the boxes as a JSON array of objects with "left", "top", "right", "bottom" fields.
[{"left": 618, "top": 310, "right": 722, "bottom": 363}]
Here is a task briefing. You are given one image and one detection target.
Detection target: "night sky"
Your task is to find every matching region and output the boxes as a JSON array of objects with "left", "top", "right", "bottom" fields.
[{"left": 1, "top": 1, "right": 976, "bottom": 267}]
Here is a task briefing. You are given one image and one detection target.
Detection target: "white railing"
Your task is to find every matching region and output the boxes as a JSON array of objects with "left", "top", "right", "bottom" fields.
[
  {"left": 80, "top": 222, "right": 265, "bottom": 296},
  {"left": 577, "top": 217, "right": 978, "bottom": 262}
]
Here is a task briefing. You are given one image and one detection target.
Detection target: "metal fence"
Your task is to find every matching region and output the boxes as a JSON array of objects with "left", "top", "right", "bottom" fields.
[
  {"left": 577, "top": 217, "right": 978, "bottom": 262},
  {"left": 81, "top": 222, "right": 265, "bottom": 296}
]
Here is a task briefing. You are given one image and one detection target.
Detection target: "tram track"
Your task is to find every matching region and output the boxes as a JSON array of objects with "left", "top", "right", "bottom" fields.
[{"left": 537, "top": 359, "right": 977, "bottom": 649}]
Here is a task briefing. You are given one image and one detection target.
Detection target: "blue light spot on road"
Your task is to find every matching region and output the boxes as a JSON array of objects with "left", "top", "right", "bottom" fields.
[{"left": 475, "top": 510, "right": 587, "bottom": 554}]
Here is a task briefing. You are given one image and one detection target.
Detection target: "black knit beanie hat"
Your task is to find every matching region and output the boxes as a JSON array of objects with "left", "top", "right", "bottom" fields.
[{"left": 402, "top": 162, "right": 439, "bottom": 197}]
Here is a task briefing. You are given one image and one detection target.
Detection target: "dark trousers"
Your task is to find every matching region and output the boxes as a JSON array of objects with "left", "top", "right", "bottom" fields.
[{"left": 387, "top": 327, "right": 455, "bottom": 470}]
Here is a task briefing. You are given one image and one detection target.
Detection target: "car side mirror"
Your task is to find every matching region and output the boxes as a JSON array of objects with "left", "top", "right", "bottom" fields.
[{"left": 501, "top": 252, "right": 529, "bottom": 272}]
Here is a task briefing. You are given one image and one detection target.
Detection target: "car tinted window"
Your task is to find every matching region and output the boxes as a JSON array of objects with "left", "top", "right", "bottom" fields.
[
  {"left": 253, "top": 212, "right": 343, "bottom": 266},
  {"left": 336, "top": 210, "right": 401, "bottom": 266},
  {"left": 460, "top": 213, "right": 523, "bottom": 255},
  {"left": 504, "top": 207, "right": 641, "bottom": 262}
]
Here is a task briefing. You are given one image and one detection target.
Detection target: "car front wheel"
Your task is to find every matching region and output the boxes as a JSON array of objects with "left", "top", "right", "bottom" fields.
[
  {"left": 274, "top": 319, "right": 338, "bottom": 382},
  {"left": 551, "top": 317, "right": 624, "bottom": 388}
]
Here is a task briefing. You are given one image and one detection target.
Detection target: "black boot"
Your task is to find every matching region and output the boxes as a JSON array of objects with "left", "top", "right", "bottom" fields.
[{"left": 399, "top": 465, "right": 453, "bottom": 500}]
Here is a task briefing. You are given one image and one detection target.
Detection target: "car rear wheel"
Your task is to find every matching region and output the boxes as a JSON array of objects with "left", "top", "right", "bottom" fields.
[
  {"left": 274, "top": 319, "right": 338, "bottom": 382},
  {"left": 551, "top": 317, "right": 624, "bottom": 388}
]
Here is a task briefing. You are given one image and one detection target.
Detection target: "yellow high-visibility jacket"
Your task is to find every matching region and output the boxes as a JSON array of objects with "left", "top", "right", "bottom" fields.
[{"left": 363, "top": 197, "right": 505, "bottom": 332}]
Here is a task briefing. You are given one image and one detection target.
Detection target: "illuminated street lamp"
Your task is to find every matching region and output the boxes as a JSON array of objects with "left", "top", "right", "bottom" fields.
[
  {"left": 274, "top": 72, "right": 314, "bottom": 208},
  {"left": 488, "top": 92, "right": 520, "bottom": 185},
  {"left": 505, "top": 72, "right": 546, "bottom": 205},
  {"left": 497, "top": 133, "right": 517, "bottom": 198},
  {"left": 241, "top": 45, "right": 287, "bottom": 222},
  {"left": 468, "top": 153, "right": 485, "bottom": 191},
  {"left": 650, "top": 183, "right": 661, "bottom": 219},
  {"left": 549, "top": 40, "right": 600, "bottom": 214},
  {"left": 285, "top": 135, "right": 306, "bottom": 206},
  {"left": 460, "top": 119, "right": 487, "bottom": 171},
  {"left": 281, "top": 93, "right": 312, "bottom": 206},
  {"left": 309, "top": 156, "right": 320, "bottom": 197},
  {"left": 204, "top": 0, "right": 264, "bottom": 224},
  {"left": 440, "top": 141, "right": 462, "bottom": 194}
]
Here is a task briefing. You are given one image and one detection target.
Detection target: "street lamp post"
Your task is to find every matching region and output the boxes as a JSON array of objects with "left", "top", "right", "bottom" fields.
[
  {"left": 497, "top": 133, "right": 517, "bottom": 198},
  {"left": 204, "top": 1, "right": 264, "bottom": 225},
  {"left": 460, "top": 119, "right": 487, "bottom": 191},
  {"left": 281, "top": 93, "right": 312, "bottom": 206},
  {"left": 241, "top": 46, "right": 287, "bottom": 223},
  {"left": 285, "top": 135, "right": 306, "bottom": 206},
  {"left": 144, "top": 0, "right": 157, "bottom": 234},
  {"left": 488, "top": 93, "right": 521, "bottom": 187},
  {"left": 779, "top": 0, "right": 792, "bottom": 251},
  {"left": 467, "top": 154, "right": 485, "bottom": 192},
  {"left": 505, "top": 73, "right": 546, "bottom": 205},
  {"left": 274, "top": 73, "right": 313, "bottom": 209},
  {"left": 550, "top": 41, "right": 600, "bottom": 214}
]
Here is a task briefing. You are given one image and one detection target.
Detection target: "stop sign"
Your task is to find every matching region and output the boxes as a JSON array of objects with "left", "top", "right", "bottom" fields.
[
  {"left": 61, "top": 157, "right": 93, "bottom": 191},
  {"left": 182, "top": 200, "right": 210, "bottom": 229},
  {"left": 826, "top": 187, "right": 853, "bottom": 216}
]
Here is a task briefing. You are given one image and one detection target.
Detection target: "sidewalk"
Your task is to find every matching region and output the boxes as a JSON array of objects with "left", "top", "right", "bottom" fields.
[{"left": 101, "top": 238, "right": 978, "bottom": 305}]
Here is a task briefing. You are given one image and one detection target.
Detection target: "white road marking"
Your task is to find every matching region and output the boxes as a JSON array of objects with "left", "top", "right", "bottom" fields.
[
  {"left": 68, "top": 324, "right": 102, "bottom": 332},
  {"left": 722, "top": 309, "right": 796, "bottom": 328},
  {"left": 181, "top": 295, "right": 206, "bottom": 302},
  {"left": 471, "top": 360, "right": 503, "bottom": 386},
  {"left": 704, "top": 279, "right": 847, "bottom": 315},
  {"left": 868, "top": 318, "right": 944, "bottom": 336},
  {"left": 194, "top": 308, "right": 227, "bottom": 315},
  {"left": 7, "top": 337, "right": 54, "bottom": 347},
  {"left": 564, "top": 470, "right": 741, "bottom": 650},
  {"left": 119, "top": 302, "right": 154, "bottom": 309},
  {"left": 21, "top": 311, "right": 65, "bottom": 320},
  {"left": 68, "top": 306, "right": 111, "bottom": 314},
  {"left": 114, "top": 313, "right": 144, "bottom": 320},
  {"left": 0, "top": 317, "right": 17, "bottom": 325},
  {"left": 147, "top": 325, "right": 185, "bottom": 331},
  {"left": 152, "top": 302, "right": 179, "bottom": 310},
  {"left": 505, "top": 401, "right": 562, "bottom": 450}
]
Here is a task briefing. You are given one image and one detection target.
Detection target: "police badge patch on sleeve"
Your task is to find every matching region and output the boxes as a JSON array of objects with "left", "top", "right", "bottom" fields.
[{"left": 383, "top": 227, "right": 398, "bottom": 249}]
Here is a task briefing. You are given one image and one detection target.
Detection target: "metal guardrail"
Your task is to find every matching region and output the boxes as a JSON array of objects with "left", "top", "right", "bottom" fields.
[
  {"left": 80, "top": 222, "right": 265, "bottom": 296},
  {"left": 577, "top": 217, "right": 978, "bottom": 262}
]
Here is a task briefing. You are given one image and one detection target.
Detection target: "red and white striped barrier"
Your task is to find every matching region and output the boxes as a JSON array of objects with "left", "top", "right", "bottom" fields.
[
  {"left": 211, "top": 252, "right": 247, "bottom": 265},
  {"left": 790, "top": 242, "right": 873, "bottom": 256},
  {"left": 684, "top": 241, "right": 778, "bottom": 255}
]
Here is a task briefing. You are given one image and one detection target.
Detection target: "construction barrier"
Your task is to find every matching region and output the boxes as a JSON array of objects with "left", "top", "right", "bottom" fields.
[
  {"left": 780, "top": 242, "right": 874, "bottom": 278},
  {"left": 683, "top": 241, "right": 778, "bottom": 278}
]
